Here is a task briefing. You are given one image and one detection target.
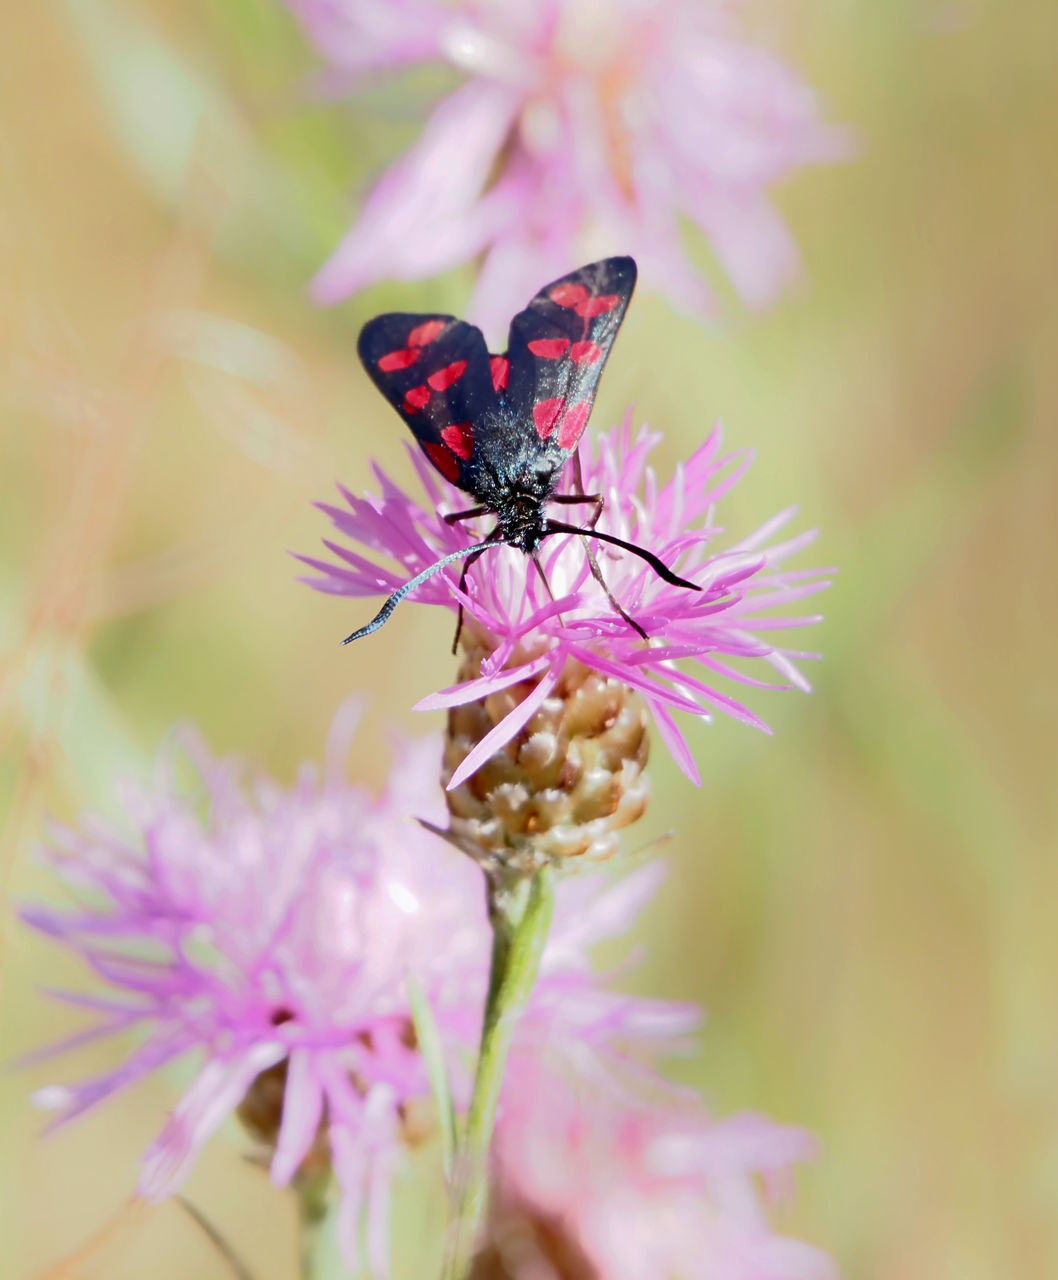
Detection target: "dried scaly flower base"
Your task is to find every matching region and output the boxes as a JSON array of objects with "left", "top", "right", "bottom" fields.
[{"left": 444, "top": 639, "right": 650, "bottom": 876}]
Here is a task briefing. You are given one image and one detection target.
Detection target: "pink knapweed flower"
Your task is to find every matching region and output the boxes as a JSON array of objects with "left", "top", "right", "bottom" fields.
[
  {"left": 300, "top": 417, "right": 831, "bottom": 789},
  {"left": 285, "top": 0, "right": 846, "bottom": 332},
  {"left": 476, "top": 1058, "right": 836, "bottom": 1280},
  {"left": 23, "top": 708, "right": 695, "bottom": 1273}
]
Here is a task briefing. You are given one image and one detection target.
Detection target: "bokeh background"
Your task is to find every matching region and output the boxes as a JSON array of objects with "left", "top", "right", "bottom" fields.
[{"left": 2, "top": 1, "right": 1055, "bottom": 1277}]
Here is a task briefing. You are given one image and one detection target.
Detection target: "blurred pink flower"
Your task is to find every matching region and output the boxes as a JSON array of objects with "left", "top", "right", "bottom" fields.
[
  {"left": 23, "top": 707, "right": 695, "bottom": 1273},
  {"left": 479, "top": 1058, "right": 836, "bottom": 1280},
  {"left": 285, "top": 0, "right": 846, "bottom": 332},
  {"left": 300, "top": 416, "right": 832, "bottom": 788}
]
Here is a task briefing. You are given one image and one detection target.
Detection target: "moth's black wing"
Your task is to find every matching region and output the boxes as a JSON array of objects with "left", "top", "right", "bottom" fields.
[
  {"left": 498, "top": 257, "right": 637, "bottom": 475},
  {"left": 357, "top": 313, "right": 497, "bottom": 491},
  {"left": 356, "top": 260, "right": 636, "bottom": 498}
]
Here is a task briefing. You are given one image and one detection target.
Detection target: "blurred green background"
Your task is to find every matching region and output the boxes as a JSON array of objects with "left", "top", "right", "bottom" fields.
[{"left": 2, "top": 1, "right": 1055, "bottom": 1277}]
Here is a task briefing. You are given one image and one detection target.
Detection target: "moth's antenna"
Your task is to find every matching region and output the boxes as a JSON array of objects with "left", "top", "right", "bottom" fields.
[
  {"left": 342, "top": 541, "right": 502, "bottom": 644},
  {"left": 544, "top": 520, "right": 701, "bottom": 592}
]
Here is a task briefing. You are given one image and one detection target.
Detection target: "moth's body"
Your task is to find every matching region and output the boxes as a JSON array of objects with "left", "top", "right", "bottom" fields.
[
  {"left": 343, "top": 257, "right": 699, "bottom": 644},
  {"left": 459, "top": 429, "right": 563, "bottom": 555}
]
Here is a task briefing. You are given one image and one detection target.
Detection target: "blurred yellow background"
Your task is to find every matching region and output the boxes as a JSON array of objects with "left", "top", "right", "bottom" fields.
[{"left": 2, "top": 1, "right": 1056, "bottom": 1277}]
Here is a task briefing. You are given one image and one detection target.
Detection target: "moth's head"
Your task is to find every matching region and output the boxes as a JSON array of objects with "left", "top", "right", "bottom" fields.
[{"left": 496, "top": 491, "right": 549, "bottom": 554}]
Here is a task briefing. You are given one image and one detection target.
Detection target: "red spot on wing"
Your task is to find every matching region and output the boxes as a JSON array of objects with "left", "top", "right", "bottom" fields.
[
  {"left": 403, "top": 385, "right": 431, "bottom": 412},
  {"left": 428, "top": 360, "right": 468, "bottom": 391},
  {"left": 425, "top": 441, "right": 461, "bottom": 483},
  {"left": 569, "top": 341, "right": 604, "bottom": 365},
  {"left": 408, "top": 319, "right": 445, "bottom": 347},
  {"left": 441, "top": 422, "right": 474, "bottom": 460},
  {"left": 557, "top": 401, "right": 591, "bottom": 449},
  {"left": 550, "top": 282, "right": 590, "bottom": 308},
  {"left": 533, "top": 397, "right": 564, "bottom": 440},
  {"left": 490, "top": 355, "right": 509, "bottom": 392},
  {"left": 575, "top": 294, "right": 620, "bottom": 319},
  {"left": 528, "top": 337, "right": 571, "bottom": 359},
  {"left": 379, "top": 347, "right": 420, "bottom": 372}
]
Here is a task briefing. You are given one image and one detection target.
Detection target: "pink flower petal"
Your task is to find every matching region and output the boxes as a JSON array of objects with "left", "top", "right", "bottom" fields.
[
  {"left": 311, "top": 80, "right": 521, "bottom": 303},
  {"left": 140, "top": 1043, "right": 286, "bottom": 1199},
  {"left": 647, "top": 699, "right": 701, "bottom": 784},
  {"left": 413, "top": 653, "right": 552, "bottom": 711},
  {"left": 270, "top": 1049, "right": 326, "bottom": 1186}
]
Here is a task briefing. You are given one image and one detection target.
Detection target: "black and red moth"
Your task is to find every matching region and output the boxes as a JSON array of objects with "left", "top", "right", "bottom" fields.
[{"left": 343, "top": 256, "right": 699, "bottom": 644}]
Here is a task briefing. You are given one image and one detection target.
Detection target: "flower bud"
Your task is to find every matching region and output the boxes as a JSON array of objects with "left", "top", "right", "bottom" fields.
[{"left": 444, "top": 643, "right": 650, "bottom": 874}]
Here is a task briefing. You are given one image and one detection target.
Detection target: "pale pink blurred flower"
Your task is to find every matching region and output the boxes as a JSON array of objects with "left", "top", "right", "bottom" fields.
[
  {"left": 23, "top": 708, "right": 694, "bottom": 1274},
  {"left": 285, "top": 0, "right": 847, "bottom": 333},
  {"left": 300, "top": 416, "right": 832, "bottom": 789},
  {"left": 477, "top": 1057, "right": 836, "bottom": 1280}
]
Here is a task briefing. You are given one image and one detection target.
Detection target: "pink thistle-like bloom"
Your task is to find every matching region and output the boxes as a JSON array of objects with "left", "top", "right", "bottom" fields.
[
  {"left": 285, "top": 0, "right": 847, "bottom": 332},
  {"left": 22, "top": 708, "right": 695, "bottom": 1274},
  {"left": 300, "top": 416, "right": 832, "bottom": 790},
  {"left": 476, "top": 1058, "right": 836, "bottom": 1280}
]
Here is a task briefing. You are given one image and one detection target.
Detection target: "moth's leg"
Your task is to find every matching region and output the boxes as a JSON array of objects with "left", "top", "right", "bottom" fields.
[
  {"left": 530, "top": 551, "right": 555, "bottom": 601},
  {"left": 444, "top": 505, "right": 489, "bottom": 526},
  {"left": 538, "top": 525, "right": 647, "bottom": 640},
  {"left": 582, "top": 490, "right": 605, "bottom": 533},
  {"left": 451, "top": 527, "right": 503, "bottom": 654},
  {"left": 529, "top": 549, "right": 569, "bottom": 634},
  {"left": 550, "top": 491, "right": 603, "bottom": 513},
  {"left": 581, "top": 538, "right": 648, "bottom": 640},
  {"left": 548, "top": 453, "right": 604, "bottom": 530},
  {"left": 451, "top": 549, "right": 485, "bottom": 654}
]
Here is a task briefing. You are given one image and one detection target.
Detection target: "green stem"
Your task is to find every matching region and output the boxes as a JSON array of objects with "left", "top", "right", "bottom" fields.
[
  {"left": 443, "top": 865, "right": 556, "bottom": 1280},
  {"left": 298, "top": 1170, "right": 347, "bottom": 1280}
]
